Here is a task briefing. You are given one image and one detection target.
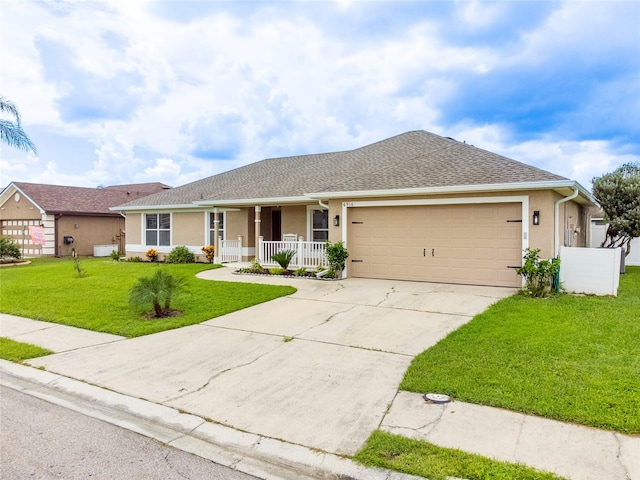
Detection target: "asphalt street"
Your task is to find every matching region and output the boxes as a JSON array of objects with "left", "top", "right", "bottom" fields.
[{"left": 0, "top": 385, "right": 258, "bottom": 480}]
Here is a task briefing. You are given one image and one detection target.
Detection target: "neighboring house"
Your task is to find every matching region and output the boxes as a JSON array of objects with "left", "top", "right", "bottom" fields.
[
  {"left": 589, "top": 210, "right": 640, "bottom": 266},
  {"left": 0, "top": 182, "right": 170, "bottom": 257},
  {"left": 113, "top": 131, "right": 596, "bottom": 287}
]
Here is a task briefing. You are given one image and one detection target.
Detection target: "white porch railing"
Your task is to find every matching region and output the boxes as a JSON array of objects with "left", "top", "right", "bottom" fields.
[
  {"left": 220, "top": 237, "right": 242, "bottom": 263},
  {"left": 258, "top": 236, "right": 328, "bottom": 269}
]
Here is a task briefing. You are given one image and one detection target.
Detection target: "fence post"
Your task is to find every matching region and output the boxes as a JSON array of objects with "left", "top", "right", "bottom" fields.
[
  {"left": 258, "top": 236, "right": 264, "bottom": 263},
  {"left": 238, "top": 236, "right": 243, "bottom": 262}
]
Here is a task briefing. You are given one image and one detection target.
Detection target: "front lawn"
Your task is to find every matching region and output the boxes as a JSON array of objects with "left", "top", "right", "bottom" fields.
[
  {"left": 0, "top": 338, "right": 53, "bottom": 362},
  {"left": 0, "top": 258, "right": 295, "bottom": 337},
  {"left": 401, "top": 266, "right": 640, "bottom": 434},
  {"left": 355, "top": 431, "right": 563, "bottom": 480}
]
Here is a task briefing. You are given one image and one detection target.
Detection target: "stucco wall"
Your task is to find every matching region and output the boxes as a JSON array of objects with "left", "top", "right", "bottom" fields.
[
  {"left": 0, "top": 191, "right": 43, "bottom": 220},
  {"left": 172, "top": 212, "right": 205, "bottom": 246},
  {"left": 528, "top": 190, "right": 556, "bottom": 259},
  {"left": 281, "top": 205, "right": 307, "bottom": 239},
  {"left": 226, "top": 209, "right": 251, "bottom": 243},
  {"left": 125, "top": 213, "right": 142, "bottom": 244},
  {"left": 56, "top": 215, "right": 124, "bottom": 256},
  {"left": 328, "top": 200, "right": 342, "bottom": 243}
]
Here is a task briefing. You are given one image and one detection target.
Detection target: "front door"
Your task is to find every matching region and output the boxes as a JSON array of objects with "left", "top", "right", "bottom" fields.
[{"left": 272, "top": 210, "right": 282, "bottom": 241}]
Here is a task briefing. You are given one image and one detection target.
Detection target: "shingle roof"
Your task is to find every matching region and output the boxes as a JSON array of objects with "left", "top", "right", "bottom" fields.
[
  {"left": 11, "top": 182, "right": 170, "bottom": 215},
  {"left": 116, "top": 130, "right": 567, "bottom": 208}
]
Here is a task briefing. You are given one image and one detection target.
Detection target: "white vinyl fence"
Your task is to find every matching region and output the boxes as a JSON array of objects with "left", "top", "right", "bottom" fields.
[
  {"left": 590, "top": 221, "right": 640, "bottom": 266},
  {"left": 220, "top": 237, "right": 242, "bottom": 263},
  {"left": 258, "top": 236, "right": 328, "bottom": 269},
  {"left": 559, "top": 246, "right": 621, "bottom": 296}
]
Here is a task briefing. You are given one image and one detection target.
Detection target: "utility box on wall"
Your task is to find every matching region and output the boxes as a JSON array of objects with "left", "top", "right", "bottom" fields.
[{"left": 559, "top": 246, "right": 621, "bottom": 296}]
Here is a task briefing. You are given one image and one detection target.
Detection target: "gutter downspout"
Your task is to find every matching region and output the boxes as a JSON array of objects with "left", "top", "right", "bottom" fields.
[
  {"left": 554, "top": 188, "right": 579, "bottom": 257},
  {"left": 318, "top": 199, "right": 329, "bottom": 209}
]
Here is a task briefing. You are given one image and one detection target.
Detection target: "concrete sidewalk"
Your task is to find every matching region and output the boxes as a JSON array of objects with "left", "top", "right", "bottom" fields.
[
  {"left": 0, "top": 360, "right": 421, "bottom": 480},
  {"left": 1, "top": 266, "right": 638, "bottom": 479}
]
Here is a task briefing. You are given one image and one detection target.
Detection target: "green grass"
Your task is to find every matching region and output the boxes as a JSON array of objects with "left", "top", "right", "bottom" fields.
[
  {"left": 401, "top": 266, "right": 640, "bottom": 434},
  {"left": 0, "top": 337, "right": 53, "bottom": 362},
  {"left": 0, "top": 257, "right": 295, "bottom": 337},
  {"left": 355, "top": 431, "right": 563, "bottom": 480}
]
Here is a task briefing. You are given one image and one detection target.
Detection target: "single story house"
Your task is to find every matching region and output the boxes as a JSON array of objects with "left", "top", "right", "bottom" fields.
[
  {"left": 0, "top": 182, "right": 170, "bottom": 257},
  {"left": 113, "top": 131, "right": 596, "bottom": 287}
]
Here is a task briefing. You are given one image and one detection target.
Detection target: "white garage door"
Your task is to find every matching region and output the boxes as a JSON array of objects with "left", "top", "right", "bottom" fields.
[{"left": 347, "top": 203, "right": 522, "bottom": 287}]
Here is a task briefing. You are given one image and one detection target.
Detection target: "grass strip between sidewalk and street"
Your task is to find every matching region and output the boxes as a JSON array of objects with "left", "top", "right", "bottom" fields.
[
  {"left": 401, "top": 266, "right": 640, "bottom": 434},
  {"left": 0, "top": 337, "right": 53, "bottom": 362},
  {"left": 355, "top": 430, "right": 564, "bottom": 480},
  {"left": 0, "top": 258, "right": 295, "bottom": 337}
]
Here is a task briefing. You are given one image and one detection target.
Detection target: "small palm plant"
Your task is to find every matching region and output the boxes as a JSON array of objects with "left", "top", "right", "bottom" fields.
[
  {"left": 271, "top": 249, "right": 297, "bottom": 271},
  {"left": 129, "top": 270, "right": 185, "bottom": 318}
]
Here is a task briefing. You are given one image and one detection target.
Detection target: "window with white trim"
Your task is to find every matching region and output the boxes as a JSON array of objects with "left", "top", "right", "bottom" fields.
[
  {"left": 311, "top": 208, "right": 328, "bottom": 242},
  {"left": 145, "top": 213, "right": 170, "bottom": 246},
  {"left": 209, "top": 212, "right": 225, "bottom": 245}
]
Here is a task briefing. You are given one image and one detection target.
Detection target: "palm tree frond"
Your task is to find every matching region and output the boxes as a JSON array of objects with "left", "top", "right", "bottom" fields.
[
  {"left": 0, "top": 120, "right": 38, "bottom": 154},
  {"left": 0, "top": 96, "right": 22, "bottom": 124}
]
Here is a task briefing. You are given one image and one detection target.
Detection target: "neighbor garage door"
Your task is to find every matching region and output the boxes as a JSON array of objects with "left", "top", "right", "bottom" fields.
[{"left": 347, "top": 203, "right": 522, "bottom": 287}]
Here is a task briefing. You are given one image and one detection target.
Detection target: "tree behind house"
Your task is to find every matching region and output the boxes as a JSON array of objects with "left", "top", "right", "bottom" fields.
[{"left": 592, "top": 162, "right": 640, "bottom": 257}]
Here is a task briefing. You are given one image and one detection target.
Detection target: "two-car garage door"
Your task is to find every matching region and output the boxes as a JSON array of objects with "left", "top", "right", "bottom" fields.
[{"left": 347, "top": 203, "right": 523, "bottom": 287}]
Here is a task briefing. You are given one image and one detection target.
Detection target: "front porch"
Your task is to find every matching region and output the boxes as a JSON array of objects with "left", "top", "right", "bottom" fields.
[{"left": 219, "top": 236, "right": 328, "bottom": 269}]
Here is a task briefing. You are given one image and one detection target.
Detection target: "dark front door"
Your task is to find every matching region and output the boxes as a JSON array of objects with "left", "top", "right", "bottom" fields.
[{"left": 272, "top": 210, "right": 282, "bottom": 241}]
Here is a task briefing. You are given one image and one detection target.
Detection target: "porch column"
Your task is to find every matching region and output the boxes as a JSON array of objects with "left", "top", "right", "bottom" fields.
[
  {"left": 254, "top": 206, "right": 261, "bottom": 260},
  {"left": 213, "top": 208, "right": 220, "bottom": 263}
]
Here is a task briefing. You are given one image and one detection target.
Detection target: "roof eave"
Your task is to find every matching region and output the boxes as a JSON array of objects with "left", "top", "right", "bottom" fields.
[
  {"left": 193, "top": 195, "right": 314, "bottom": 207},
  {"left": 306, "top": 180, "right": 596, "bottom": 205},
  {"left": 110, "top": 203, "right": 209, "bottom": 212},
  {"left": 0, "top": 183, "right": 46, "bottom": 214}
]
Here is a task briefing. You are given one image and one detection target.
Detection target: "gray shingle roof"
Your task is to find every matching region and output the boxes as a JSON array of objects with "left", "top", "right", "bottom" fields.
[
  {"left": 116, "top": 130, "right": 567, "bottom": 208},
  {"left": 11, "top": 182, "right": 170, "bottom": 215}
]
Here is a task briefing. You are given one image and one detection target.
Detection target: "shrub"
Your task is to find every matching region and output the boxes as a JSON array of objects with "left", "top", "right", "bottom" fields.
[
  {"left": 129, "top": 270, "right": 185, "bottom": 318},
  {"left": 110, "top": 250, "right": 121, "bottom": 261},
  {"left": 325, "top": 241, "right": 349, "bottom": 276},
  {"left": 165, "top": 246, "right": 195, "bottom": 264},
  {"left": 294, "top": 266, "right": 308, "bottom": 276},
  {"left": 271, "top": 249, "right": 296, "bottom": 270},
  {"left": 0, "top": 236, "right": 21, "bottom": 263},
  {"left": 269, "top": 267, "right": 284, "bottom": 275},
  {"left": 515, "top": 248, "right": 561, "bottom": 297},
  {"left": 201, "top": 245, "right": 215, "bottom": 263},
  {"left": 242, "top": 258, "right": 264, "bottom": 273},
  {"left": 127, "top": 256, "right": 143, "bottom": 262},
  {"left": 145, "top": 248, "right": 158, "bottom": 262}
]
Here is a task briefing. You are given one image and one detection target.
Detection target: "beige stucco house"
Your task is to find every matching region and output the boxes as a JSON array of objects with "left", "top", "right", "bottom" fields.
[
  {"left": 113, "top": 131, "right": 596, "bottom": 287},
  {"left": 0, "top": 182, "right": 170, "bottom": 257}
]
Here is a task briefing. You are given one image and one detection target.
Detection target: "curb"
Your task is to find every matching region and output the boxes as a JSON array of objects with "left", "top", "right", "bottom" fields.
[{"left": 0, "top": 360, "right": 421, "bottom": 480}]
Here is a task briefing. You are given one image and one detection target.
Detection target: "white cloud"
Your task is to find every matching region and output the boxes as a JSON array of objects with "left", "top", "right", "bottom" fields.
[
  {"left": 447, "top": 122, "right": 640, "bottom": 189},
  {"left": 1, "top": 0, "right": 637, "bottom": 192}
]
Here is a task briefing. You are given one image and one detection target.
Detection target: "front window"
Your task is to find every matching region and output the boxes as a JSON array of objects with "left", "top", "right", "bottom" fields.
[
  {"left": 146, "top": 213, "right": 170, "bottom": 246},
  {"left": 209, "top": 212, "right": 225, "bottom": 245},
  {"left": 312, "top": 209, "right": 329, "bottom": 242}
]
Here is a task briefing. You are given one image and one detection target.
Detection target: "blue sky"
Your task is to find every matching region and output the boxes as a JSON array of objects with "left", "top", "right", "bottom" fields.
[{"left": 1, "top": 0, "right": 638, "bottom": 190}]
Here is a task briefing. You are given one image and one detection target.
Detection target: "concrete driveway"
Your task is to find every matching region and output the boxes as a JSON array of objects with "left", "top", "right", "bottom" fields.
[{"left": 26, "top": 267, "right": 514, "bottom": 456}]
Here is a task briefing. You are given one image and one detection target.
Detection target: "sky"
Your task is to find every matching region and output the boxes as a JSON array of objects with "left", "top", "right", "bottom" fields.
[{"left": 1, "top": 0, "right": 639, "bottom": 191}]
